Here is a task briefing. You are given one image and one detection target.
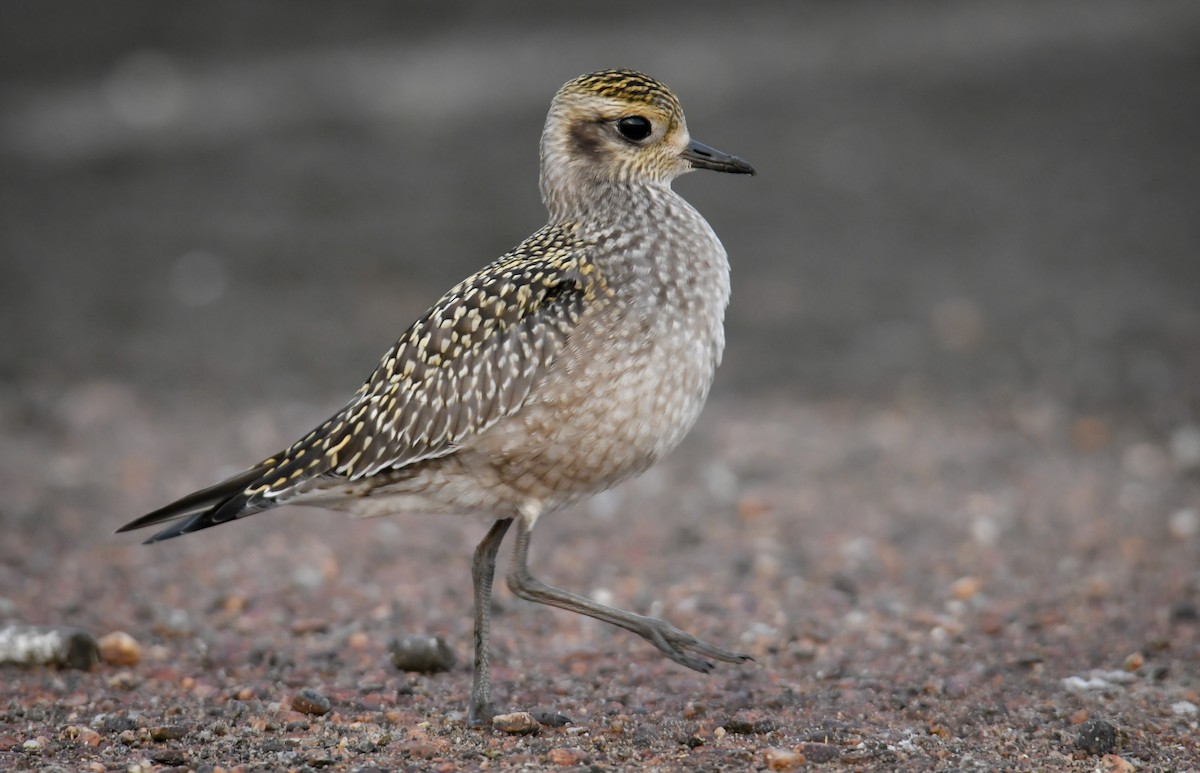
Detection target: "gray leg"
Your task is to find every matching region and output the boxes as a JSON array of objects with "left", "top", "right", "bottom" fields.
[
  {"left": 468, "top": 517, "right": 513, "bottom": 727},
  {"left": 506, "top": 518, "right": 750, "bottom": 673}
]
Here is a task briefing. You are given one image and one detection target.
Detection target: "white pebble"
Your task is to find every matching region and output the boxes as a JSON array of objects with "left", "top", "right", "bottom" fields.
[
  {"left": 971, "top": 515, "right": 1000, "bottom": 547},
  {"left": 1062, "top": 669, "right": 1135, "bottom": 692},
  {"left": 1171, "top": 700, "right": 1198, "bottom": 716},
  {"left": 1168, "top": 509, "right": 1198, "bottom": 540},
  {"left": 1062, "top": 676, "right": 1108, "bottom": 692},
  {"left": 291, "top": 565, "right": 324, "bottom": 589}
]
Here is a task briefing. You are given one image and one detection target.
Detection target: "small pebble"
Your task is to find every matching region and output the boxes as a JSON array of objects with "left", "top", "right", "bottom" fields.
[
  {"left": 292, "top": 688, "right": 332, "bottom": 716},
  {"left": 106, "top": 670, "right": 140, "bottom": 690},
  {"left": 0, "top": 624, "right": 99, "bottom": 670},
  {"left": 721, "top": 715, "right": 773, "bottom": 734},
  {"left": 797, "top": 742, "right": 840, "bottom": 762},
  {"left": 546, "top": 746, "right": 586, "bottom": 765},
  {"left": 1168, "top": 509, "right": 1198, "bottom": 540},
  {"left": 492, "top": 711, "right": 540, "bottom": 735},
  {"left": 150, "top": 749, "right": 186, "bottom": 765},
  {"left": 949, "top": 575, "right": 982, "bottom": 600},
  {"left": 531, "top": 709, "right": 572, "bottom": 728},
  {"left": 737, "top": 495, "right": 771, "bottom": 520},
  {"left": 62, "top": 725, "right": 102, "bottom": 747},
  {"left": 762, "top": 747, "right": 805, "bottom": 770},
  {"left": 1074, "top": 718, "right": 1117, "bottom": 755},
  {"left": 388, "top": 634, "right": 457, "bottom": 673},
  {"left": 288, "top": 618, "right": 330, "bottom": 635},
  {"left": 722, "top": 717, "right": 755, "bottom": 734},
  {"left": 1170, "top": 700, "right": 1198, "bottom": 716},
  {"left": 1100, "top": 754, "right": 1136, "bottom": 773},
  {"left": 1122, "top": 651, "right": 1143, "bottom": 672},
  {"left": 1062, "top": 670, "right": 1132, "bottom": 692},
  {"left": 148, "top": 725, "right": 187, "bottom": 741},
  {"left": 98, "top": 631, "right": 142, "bottom": 666},
  {"left": 1171, "top": 602, "right": 1199, "bottom": 623}
]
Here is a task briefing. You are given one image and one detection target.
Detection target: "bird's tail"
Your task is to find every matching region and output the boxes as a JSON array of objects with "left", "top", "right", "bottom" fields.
[{"left": 115, "top": 463, "right": 274, "bottom": 544}]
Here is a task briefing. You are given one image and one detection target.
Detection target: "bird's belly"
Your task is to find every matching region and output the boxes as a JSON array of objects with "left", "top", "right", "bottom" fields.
[
  {"left": 302, "top": 317, "right": 721, "bottom": 521},
  {"left": 468, "top": 320, "right": 718, "bottom": 510}
]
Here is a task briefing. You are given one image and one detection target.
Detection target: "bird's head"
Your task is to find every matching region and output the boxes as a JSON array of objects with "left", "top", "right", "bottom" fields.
[{"left": 540, "top": 69, "right": 753, "bottom": 218}]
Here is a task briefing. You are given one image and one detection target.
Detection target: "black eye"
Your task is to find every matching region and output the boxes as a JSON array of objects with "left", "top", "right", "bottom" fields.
[{"left": 616, "top": 116, "right": 653, "bottom": 142}]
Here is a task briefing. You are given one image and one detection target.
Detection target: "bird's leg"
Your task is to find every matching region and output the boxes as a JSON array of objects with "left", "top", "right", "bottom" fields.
[
  {"left": 506, "top": 518, "right": 751, "bottom": 673},
  {"left": 468, "top": 517, "right": 513, "bottom": 727}
]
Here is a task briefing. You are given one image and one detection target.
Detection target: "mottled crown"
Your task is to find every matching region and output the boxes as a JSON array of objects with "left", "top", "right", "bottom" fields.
[{"left": 559, "top": 69, "right": 683, "bottom": 117}]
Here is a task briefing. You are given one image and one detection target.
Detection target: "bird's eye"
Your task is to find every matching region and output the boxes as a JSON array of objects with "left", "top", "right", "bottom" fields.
[{"left": 616, "top": 116, "right": 653, "bottom": 142}]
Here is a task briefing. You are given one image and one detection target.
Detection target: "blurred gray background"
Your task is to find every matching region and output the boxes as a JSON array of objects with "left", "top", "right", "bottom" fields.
[{"left": 1, "top": 0, "right": 1198, "bottom": 495}]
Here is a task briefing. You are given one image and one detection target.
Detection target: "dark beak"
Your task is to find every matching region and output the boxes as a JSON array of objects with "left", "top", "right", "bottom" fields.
[{"left": 681, "top": 139, "right": 756, "bottom": 175}]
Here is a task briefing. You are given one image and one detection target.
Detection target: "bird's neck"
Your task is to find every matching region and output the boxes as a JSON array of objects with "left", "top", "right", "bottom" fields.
[{"left": 541, "top": 173, "right": 678, "bottom": 225}]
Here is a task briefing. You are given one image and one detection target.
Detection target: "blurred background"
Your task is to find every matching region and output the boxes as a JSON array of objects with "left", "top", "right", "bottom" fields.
[
  {"left": 1, "top": 0, "right": 1198, "bottom": 529},
  {"left": 2, "top": 7, "right": 1200, "bottom": 763}
]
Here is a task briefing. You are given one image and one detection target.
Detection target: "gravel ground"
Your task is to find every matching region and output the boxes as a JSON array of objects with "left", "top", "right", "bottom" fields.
[
  {"left": 2, "top": 2, "right": 1199, "bottom": 771},
  {"left": 2, "top": 397, "right": 1199, "bottom": 770}
]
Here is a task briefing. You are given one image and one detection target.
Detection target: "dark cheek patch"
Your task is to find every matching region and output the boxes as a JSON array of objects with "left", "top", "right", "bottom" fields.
[{"left": 569, "top": 121, "right": 605, "bottom": 160}]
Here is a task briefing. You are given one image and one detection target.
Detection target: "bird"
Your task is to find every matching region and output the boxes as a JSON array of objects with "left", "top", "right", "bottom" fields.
[{"left": 118, "top": 68, "right": 756, "bottom": 725}]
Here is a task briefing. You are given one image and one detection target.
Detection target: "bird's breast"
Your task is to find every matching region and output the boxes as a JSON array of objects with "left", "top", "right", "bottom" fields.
[{"left": 468, "top": 202, "right": 731, "bottom": 510}]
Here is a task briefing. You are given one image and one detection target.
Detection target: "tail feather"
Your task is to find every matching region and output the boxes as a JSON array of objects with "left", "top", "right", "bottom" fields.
[{"left": 116, "top": 465, "right": 271, "bottom": 543}]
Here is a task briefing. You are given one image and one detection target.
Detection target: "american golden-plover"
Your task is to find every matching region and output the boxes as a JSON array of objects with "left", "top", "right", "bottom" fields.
[{"left": 119, "top": 69, "right": 755, "bottom": 724}]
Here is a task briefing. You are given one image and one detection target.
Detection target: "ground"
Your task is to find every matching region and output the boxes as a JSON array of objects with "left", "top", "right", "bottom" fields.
[{"left": 1, "top": 1, "right": 1199, "bottom": 771}]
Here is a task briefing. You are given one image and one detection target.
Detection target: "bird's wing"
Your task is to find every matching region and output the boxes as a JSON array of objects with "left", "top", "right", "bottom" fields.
[
  {"left": 263, "top": 228, "right": 598, "bottom": 492},
  {"left": 118, "top": 225, "right": 599, "bottom": 541}
]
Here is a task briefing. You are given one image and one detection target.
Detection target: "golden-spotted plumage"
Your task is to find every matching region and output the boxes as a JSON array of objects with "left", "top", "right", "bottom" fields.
[
  {"left": 119, "top": 69, "right": 755, "bottom": 724},
  {"left": 264, "top": 225, "right": 596, "bottom": 491}
]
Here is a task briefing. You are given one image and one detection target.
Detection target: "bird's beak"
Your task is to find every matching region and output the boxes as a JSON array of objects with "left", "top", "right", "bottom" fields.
[{"left": 681, "top": 139, "right": 756, "bottom": 175}]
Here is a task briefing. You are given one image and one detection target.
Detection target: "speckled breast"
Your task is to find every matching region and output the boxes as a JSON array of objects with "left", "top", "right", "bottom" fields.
[{"left": 469, "top": 200, "right": 730, "bottom": 512}]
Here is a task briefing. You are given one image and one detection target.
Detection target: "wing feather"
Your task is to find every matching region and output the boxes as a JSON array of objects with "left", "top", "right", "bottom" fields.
[{"left": 253, "top": 224, "right": 594, "bottom": 499}]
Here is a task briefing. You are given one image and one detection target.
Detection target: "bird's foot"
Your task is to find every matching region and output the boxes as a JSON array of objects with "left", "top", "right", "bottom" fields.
[
  {"left": 638, "top": 617, "right": 752, "bottom": 673},
  {"left": 467, "top": 698, "right": 496, "bottom": 729}
]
